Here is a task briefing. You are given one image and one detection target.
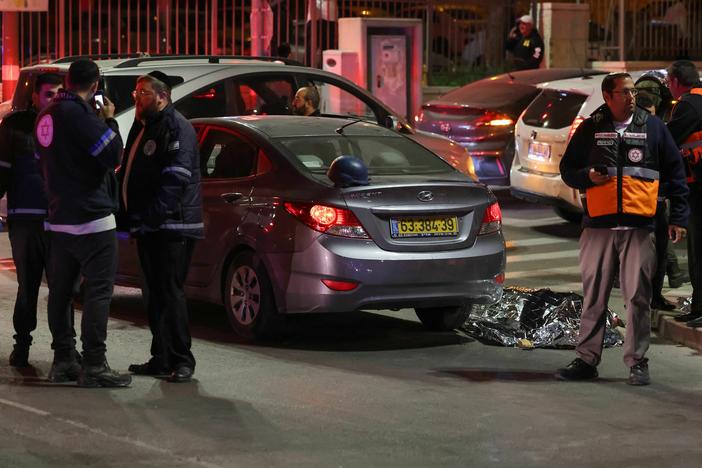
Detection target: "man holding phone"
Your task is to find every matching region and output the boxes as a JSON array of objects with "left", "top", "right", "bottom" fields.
[{"left": 556, "top": 73, "right": 688, "bottom": 385}]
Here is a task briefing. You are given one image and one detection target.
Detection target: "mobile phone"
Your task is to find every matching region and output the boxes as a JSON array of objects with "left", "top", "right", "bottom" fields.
[{"left": 94, "top": 91, "right": 104, "bottom": 109}]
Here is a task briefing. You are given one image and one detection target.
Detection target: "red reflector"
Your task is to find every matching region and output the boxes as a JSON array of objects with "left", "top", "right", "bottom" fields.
[
  {"left": 495, "top": 273, "right": 505, "bottom": 284},
  {"left": 321, "top": 279, "right": 359, "bottom": 291}
]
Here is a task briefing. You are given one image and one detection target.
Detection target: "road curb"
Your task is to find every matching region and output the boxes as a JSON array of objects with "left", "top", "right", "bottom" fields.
[{"left": 653, "top": 309, "right": 702, "bottom": 352}]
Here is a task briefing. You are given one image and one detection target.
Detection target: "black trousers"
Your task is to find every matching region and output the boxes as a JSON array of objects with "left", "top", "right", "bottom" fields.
[
  {"left": 652, "top": 202, "right": 668, "bottom": 298},
  {"left": 137, "top": 233, "right": 196, "bottom": 370},
  {"left": 47, "top": 230, "right": 117, "bottom": 364},
  {"left": 689, "top": 185, "right": 702, "bottom": 313},
  {"left": 8, "top": 219, "right": 49, "bottom": 348}
]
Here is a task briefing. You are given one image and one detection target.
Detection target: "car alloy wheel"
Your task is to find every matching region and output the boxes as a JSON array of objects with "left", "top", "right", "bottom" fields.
[
  {"left": 224, "top": 250, "right": 281, "bottom": 340},
  {"left": 230, "top": 265, "right": 261, "bottom": 326}
]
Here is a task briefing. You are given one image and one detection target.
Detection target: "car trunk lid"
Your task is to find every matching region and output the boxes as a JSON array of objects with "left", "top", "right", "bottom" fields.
[{"left": 341, "top": 179, "right": 493, "bottom": 252}]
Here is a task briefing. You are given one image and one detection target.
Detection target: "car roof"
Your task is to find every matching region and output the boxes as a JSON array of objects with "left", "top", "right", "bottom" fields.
[
  {"left": 194, "top": 115, "right": 399, "bottom": 139},
  {"left": 21, "top": 56, "right": 293, "bottom": 81},
  {"left": 535, "top": 70, "right": 657, "bottom": 93},
  {"left": 486, "top": 68, "right": 609, "bottom": 85}
]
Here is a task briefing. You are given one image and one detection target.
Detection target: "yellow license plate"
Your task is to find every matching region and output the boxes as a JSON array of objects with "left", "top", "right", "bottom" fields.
[{"left": 390, "top": 216, "right": 459, "bottom": 238}]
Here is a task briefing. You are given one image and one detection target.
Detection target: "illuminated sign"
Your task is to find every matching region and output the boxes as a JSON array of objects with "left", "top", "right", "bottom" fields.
[{"left": 0, "top": 0, "right": 48, "bottom": 11}]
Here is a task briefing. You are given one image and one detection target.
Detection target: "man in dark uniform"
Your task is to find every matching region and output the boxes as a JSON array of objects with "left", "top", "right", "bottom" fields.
[
  {"left": 292, "top": 86, "right": 321, "bottom": 116},
  {"left": 0, "top": 73, "right": 63, "bottom": 367},
  {"left": 505, "top": 15, "right": 544, "bottom": 71},
  {"left": 122, "top": 71, "right": 203, "bottom": 383},
  {"left": 666, "top": 60, "right": 702, "bottom": 327},
  {"left": 557, "top": 73, "right": 688, "bottom": 385},
  {"left": 35, "top": 59, "right": 131, "bottom": 387}
]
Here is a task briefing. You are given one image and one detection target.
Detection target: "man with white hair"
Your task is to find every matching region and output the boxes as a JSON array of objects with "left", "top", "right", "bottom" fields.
[{"left": 506, "top": 14, "right": 544, "bottom": 71}]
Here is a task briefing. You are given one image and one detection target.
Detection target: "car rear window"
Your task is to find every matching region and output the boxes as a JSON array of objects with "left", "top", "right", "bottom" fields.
[
  {"left": 277, "top": 135, "right": 455, "bottom": 176},
  {"left": 522, "top": 89, "right": 587, "bottom": 129},
  {"left": 439, "top": 81, "right": 539, "bottom": 115}
]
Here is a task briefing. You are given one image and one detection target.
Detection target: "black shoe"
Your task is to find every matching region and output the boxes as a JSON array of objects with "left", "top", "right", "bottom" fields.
[
  {"left": 78, "top": 362, "right": 132, "bottom": 388},
  {"left": 556, "top": 358, "right": 598, "bottom": 381},
  {"left": 48, "top": 359, "right": 81, "bottom": 383},
  {"left": 686, "top": 316, "right": 702, "bottom": 328},
  {"left": 128, "top": 361, "right": 170, "bottom": 377},
  {"left": 651, "top": 296, "right": 677, "bottom": 311},
  {"left": 9, "top": 347, "right": 30, "bottom": 368},
  {"left": 628, "top": 358, "right": 650, "bottom": 386},
  {"left": 668, "top": 270, "right": 690, "bottom": 289},
  {"left": 674, "top": 312, "right": 702, "bottom": 323},
  {"left": 168, "top": 366, "right": 194, "bottom": 383}
]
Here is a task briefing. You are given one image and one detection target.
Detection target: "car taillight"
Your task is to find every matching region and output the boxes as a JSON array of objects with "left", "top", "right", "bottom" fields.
[
  {"left": 475, "top": 111, "right": 514, "bottom": 127},
  {"left": 479, "top": 202, "right": 502, "bottom": 235},
  {"left": 568, "top": 115, "right": 585, "bottom": 142},
  {"left": 284, "top": 202, "right": 369, "bottom": 239},
  {"left": 321, "top": 279, "right": 359, "bottom": 291}
]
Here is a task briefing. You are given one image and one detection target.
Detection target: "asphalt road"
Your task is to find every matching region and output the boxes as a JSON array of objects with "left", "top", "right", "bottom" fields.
[{"left": 0, "top": 192, "right": 700, "bottom": 468}]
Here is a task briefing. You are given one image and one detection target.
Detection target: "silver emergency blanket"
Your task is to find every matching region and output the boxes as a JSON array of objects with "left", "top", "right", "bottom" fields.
[
  {"left": 678, "top": 296, "right": 692, "bottom": 314},
  {"left": 462, "top": 287, "right": 623, "bottom": 348}
]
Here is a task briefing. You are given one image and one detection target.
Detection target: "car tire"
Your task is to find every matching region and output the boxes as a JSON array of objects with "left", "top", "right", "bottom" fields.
[
  {"left": 415, "top": 304, "right": 472, "bottom": 331},
  {"left": 553, "top": 206, "right": 583, "bottom": 224},
  {"left": 224, "top": 251, "right": 281, "bottom": 340}
]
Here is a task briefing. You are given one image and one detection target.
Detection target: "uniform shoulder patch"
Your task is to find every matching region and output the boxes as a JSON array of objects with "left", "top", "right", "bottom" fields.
[{"left": 36, "top": 114, "right": 54, "bottom": 148}]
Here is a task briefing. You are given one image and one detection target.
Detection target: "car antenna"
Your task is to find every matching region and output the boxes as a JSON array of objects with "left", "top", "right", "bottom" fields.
[{"left": 335, "top": 118, "right": 364, "bottom": 135}]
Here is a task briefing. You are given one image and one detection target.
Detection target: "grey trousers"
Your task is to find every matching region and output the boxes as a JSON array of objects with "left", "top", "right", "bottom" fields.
[{"left": 576, "top": 228, "right": 656, "bottom": 368}]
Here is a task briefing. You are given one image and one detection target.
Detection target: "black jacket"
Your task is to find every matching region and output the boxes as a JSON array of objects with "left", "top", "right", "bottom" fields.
[
  {"left": 34, "top": 90, "right": 123, "bottom": 234},
  {"left": 560, "top": 105, "right": 688, "bottom": 230},
  {"left": 0, "top": 108, "right": 48, "bottom": 221},
  {"left": 505, "top": 30, "right": 544, "bottom": 70},
  {"left": 667, "top": 84, "right": 702, "bottom": 185},
  {"left": 121, "top": 104, "right": 203, "bottom": 239}
]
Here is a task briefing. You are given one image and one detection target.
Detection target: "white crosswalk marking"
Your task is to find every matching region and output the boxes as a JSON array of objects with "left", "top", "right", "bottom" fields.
[
  {"left": 503, "top": 216, "right": 566, "bottom": 228},
  {"left": 505, "top": 237, "right": 571, "bottom": 249},
  {"left": 507, "top": 265, "right": 581, "bottom": 279},
  {"left": 507, "top": 249, "right": 581, "bottom": 263}
]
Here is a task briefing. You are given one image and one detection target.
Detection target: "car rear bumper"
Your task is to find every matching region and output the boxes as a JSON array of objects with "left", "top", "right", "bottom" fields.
[
  {"left": 265, "top": 232, "right": 505, "bottom": 314},
  {"left": 509, "top": 166, "right": 582, "bottom": 211}
]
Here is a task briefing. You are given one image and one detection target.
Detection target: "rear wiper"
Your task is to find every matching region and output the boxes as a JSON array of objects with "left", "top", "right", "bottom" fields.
[{"left": 335, "top": 118, "right": 364, "bottom": 135}]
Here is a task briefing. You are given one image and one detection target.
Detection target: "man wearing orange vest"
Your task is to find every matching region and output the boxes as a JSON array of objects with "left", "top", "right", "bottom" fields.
[
  {"left": 557, "top": 73, "right": 688, "bottom": 385},
  {"left": 666, "top": 60, "right": 702, "bottom": 327}
]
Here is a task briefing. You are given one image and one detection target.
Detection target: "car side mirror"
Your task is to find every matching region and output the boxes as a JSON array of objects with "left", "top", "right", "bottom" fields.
[{"left": 384, "top": 115, "right": 402, "bottom": 131}]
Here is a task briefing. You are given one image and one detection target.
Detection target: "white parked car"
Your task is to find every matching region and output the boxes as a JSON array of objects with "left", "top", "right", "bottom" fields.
[
  {"left": 10, "top": 55, "right": 474, "bottom": 180},
  {"left": 509, "top": 70, "right": 663, "bottom": 222}
]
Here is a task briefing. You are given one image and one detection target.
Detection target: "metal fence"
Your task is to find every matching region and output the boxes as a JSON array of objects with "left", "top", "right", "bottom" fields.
[
  {"left": 585, "top": 0, "right": 702, "bottom": 61},
  {"left": 6, "top": 0, "right": 496, "bottom": 77}
]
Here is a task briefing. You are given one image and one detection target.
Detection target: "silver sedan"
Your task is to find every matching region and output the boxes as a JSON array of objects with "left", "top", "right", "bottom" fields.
[{"left": 116, "top": 116, "right": 505, "bottom": 339}]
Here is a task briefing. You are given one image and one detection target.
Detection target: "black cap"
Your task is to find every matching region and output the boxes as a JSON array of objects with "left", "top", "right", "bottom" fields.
[
  {"left": 68, "top": 59, "right": 100, "bottom": 88},
  {"left": 148, "top": 70, "right": 173, "bottom": 91}
]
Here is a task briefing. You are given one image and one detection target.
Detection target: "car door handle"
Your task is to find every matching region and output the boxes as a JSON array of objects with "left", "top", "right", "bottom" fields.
[{"left": 220, "top": 192, "right": 247, "bottom": 204}]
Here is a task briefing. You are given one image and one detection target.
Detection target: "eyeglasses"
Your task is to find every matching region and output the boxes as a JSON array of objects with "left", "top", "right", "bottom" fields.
[
  {"left": 132, "top": 89, "right": 156, "bottom": 98},
  {"left": 612, "top": 88, "right": 639, "bottom": 96}
]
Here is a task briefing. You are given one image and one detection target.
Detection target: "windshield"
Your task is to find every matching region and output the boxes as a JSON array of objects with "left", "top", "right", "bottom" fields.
[{"left": 277, "top": 135, "right": 456, "bottom": 176}]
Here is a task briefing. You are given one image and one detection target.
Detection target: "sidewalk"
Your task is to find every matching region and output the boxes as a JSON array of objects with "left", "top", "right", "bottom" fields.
[{"left": 653, "top": 308, "right": 702, "bottom": 352}]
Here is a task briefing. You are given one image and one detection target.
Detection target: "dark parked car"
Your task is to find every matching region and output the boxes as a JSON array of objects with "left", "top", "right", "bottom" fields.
[
  {"left": 415, "top": 68, "right": 608, "bottom": 185},
  {"left": 116, "top": 116, "right": 506, "bottom": 339}
]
